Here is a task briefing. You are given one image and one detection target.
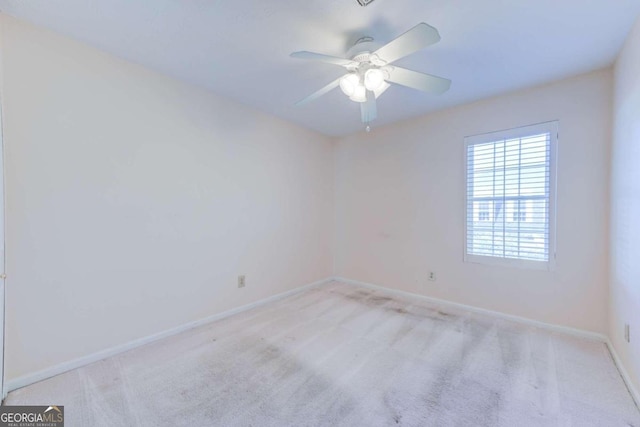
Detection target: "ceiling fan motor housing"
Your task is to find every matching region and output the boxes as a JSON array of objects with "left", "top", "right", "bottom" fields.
[{"left": 347, "top": 37, "right": 383, "bottom": 61}]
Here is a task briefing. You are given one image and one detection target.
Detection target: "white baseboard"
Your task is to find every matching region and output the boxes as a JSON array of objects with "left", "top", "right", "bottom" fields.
[
  {"left": 4, "top": 277, "right": 334, "bottom": 395},
  {"left": 334, "top": 277, "right": 607, "bottom": 342},
  {"left": 606, "top": 339, "right": 640, "bottom": 409}
]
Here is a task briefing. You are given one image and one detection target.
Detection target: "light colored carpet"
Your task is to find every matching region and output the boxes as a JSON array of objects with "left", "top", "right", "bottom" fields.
[{"left": 5, "top": 281, "right": 639, "bottom": 426}]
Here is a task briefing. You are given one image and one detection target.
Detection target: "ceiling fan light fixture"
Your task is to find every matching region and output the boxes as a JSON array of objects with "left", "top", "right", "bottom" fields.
[
  {"left": 364, "top": 68, "right": 385, "bottom": 91},
  {"left": 339, "top": 73, "right": 359, "bottom": 97},
  {"left": 349, "top": 84, "right": 367, "bottom": 103}
]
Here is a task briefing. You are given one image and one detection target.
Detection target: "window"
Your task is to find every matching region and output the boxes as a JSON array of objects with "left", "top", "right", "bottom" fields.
[{"left": 464, "top": 122, "right": 557, "bottom": 269}]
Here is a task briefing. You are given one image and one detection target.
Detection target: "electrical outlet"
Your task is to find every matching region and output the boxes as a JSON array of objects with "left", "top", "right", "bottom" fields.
[
  {"left": 238, "top": 275, "right": 246, "bottom": 288},
  {"left": 625, "top": 324, "right": 630, "bottom": 343},
  {"left": 428, "top": 272, "right": 436, "bottom": 282}
]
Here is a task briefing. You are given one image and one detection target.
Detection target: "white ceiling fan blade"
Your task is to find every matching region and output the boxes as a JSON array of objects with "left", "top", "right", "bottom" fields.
[
  {"left": 361, "top": 90, "right": 377, "bottom": 123},
  {"left": 295, "top": 76, "right": 343, "bottom": 106},
  {"left": 373, "top": 23, "right": 441, "bottom": 64},
  {"left": 290, "top": 51, "right": 357, "bottom": 68},
  {"left": 387, "top": 67, "right": 451, "bottom": 94}
]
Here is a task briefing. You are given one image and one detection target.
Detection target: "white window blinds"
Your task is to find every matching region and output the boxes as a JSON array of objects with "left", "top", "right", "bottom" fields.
[{"left": 465, "top": 122, "right": 557, "bottom": 268}]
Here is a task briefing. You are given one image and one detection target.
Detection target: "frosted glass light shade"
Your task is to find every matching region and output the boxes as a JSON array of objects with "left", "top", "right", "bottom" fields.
[
  {"left": 339, "top": 73, "right": 360, "bottom": 97},
  {"left": 349, "top": 84, "right": 367, "bottom": 103},
  {"left": 364, "top": 68, "right": 385, "bottom": 91}
]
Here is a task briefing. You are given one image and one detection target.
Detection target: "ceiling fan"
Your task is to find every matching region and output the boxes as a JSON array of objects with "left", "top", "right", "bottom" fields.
[{"left": 291, "top": 23, "right": 451, "bottom": 131}]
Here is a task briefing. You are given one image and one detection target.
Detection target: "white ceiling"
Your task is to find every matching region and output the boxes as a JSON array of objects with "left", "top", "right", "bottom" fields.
[{"left": 1, "top": 1, "right": 639, "bottom": 137}]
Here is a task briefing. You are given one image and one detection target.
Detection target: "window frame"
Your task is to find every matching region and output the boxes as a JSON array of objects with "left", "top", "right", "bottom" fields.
[{"left": 463, "top": 121, "right": 558, "bottom": 270}]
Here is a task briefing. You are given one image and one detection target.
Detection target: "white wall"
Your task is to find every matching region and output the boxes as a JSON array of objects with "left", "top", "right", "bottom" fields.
[
  {"left": 0, "top": 15, "right": 334, "bottom": 381},
  {"left": 335, "top": 69, "right": 612, "bottom": 334},
  {"left": 611, "top": 17, "right": 640, "bottom": 394}
]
